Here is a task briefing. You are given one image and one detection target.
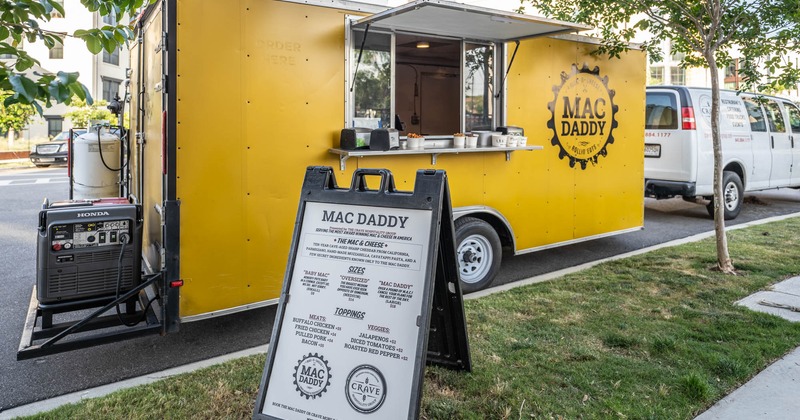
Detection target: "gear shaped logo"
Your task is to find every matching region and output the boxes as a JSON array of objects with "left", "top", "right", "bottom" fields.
[
  {"left": 293, "top": 353, "right": 331, "bottom": 399},
  {"left": 547, "top": 63, "right": 618, "bottom": 169}
]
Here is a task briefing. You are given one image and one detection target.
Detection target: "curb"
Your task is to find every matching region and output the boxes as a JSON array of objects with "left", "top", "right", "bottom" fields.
[{"left": 0, "top": 158, "right": 34, "bottom": 169}]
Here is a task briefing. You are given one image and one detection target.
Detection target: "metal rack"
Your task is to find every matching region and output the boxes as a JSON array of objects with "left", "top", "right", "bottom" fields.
[{"left": 329, "top": 145, "right": 543, "bottom": 170}]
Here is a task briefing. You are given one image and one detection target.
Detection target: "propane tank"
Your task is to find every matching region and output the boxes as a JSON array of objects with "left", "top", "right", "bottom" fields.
[{"left": 72, "top": 125, "right": 121, "bottom": 199}]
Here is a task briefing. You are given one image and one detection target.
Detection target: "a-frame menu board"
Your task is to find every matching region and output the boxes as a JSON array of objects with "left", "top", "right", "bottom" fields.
[{"left": 254, "top": 167, "right": 469, "bottom": 420}]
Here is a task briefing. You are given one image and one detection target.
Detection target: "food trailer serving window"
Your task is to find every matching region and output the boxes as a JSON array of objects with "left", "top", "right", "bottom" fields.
[{"left": 346, "top": 0, "right": 588, "bottom": 136}]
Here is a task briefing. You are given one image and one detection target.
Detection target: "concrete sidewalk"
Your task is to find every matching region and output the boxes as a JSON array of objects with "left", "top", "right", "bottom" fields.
[{"left": 695, "top": 276, "right": 800, "bottom": 420}]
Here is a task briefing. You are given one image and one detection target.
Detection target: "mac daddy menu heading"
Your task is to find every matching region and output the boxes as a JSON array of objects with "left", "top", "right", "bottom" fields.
[{"left": 262, "top": 201, "right": 433, "bottom": 420}]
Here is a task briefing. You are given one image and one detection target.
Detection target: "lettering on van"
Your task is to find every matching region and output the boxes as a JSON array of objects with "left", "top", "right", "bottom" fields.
[
  {"left": 548, "top": 64, "right": 619, "bottom": 169},
  {"left": 700, "top": 94, "right": 748, "bottom": 129}
]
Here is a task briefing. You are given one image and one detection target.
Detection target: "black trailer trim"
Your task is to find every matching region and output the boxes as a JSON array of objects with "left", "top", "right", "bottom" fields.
[{"left": 162, "top": 0, "right": 181, "bottom": 334}]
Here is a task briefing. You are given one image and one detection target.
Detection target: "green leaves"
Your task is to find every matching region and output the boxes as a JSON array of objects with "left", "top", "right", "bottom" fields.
[
  {"left": 74, "top": 23, "right": 132, "bottom": 54},
  {"left": 8, "top": 74, "right": 37, "bottom": 102},
  {"left": 0, "top": 90, "right": 36, "bottom": 133},
  {"left": 522, "top": 0, "right": 800, "bottom": 96},
  {"left": 0, "top": 0, "right": 156, "bottom": 112}
]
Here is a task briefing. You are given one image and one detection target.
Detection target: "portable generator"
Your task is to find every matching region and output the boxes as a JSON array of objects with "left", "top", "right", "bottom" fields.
[{"left": 36, "top": 199, "right": 143, "bottom": 304}]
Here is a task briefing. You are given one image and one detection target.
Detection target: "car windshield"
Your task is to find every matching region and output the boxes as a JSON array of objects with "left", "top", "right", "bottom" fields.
[{"left": 52, "top": 130, "right": 86, "bottom": 141}]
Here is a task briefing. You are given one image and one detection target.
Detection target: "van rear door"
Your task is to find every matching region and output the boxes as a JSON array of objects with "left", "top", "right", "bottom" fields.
[
  {"left": 782, "top": 101, "right": 800, "bottom": 185},
  {"left": 645, "top": 88, "right": 696, "bottom": 184},
  {"left": 763, "top": 100, "right": 792, "bottom": 187}
]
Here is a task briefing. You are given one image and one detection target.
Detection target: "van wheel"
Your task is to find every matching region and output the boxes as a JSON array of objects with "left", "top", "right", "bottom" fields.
[
  {"left": 706, "top": 171, "right": 743, "bottom": 220},
  {"left": 455, "top": 217, "right": 502, "bottom": 293}
]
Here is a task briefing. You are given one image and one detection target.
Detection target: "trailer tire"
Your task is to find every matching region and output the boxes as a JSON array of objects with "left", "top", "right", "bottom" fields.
[
  {"left": 455, "top": 217, "right": 501, "bottom": 293},
  {"left": 706, "top": 171, "right": 743, "bottom": 220}
]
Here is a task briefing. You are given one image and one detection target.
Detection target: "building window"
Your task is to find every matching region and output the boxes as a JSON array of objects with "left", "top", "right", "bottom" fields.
[
  {"left": 49, "top": 41, "right": 64, "bottom": 59},
  {"left": 724, "top": 59, "right": 741, "bottom": 90},
  {"left": 45, "top": 116, "right": 63, "bottom": 138},
  {"left": 103, "top": 13, "right": 117, "bottom": 26},
  {"left": 1, "top": 38, "right": 20, "bottom": 59},
  {"left": 102, "top": 78, "right": 121, "bottom": 102},
  {"left": 670, "top": 67, "right": 686, "bottom": 85},
  {"left": 51, "top": 0, "right": 64, "bottom": 18},
  {"left": 649, "top": 66, "right": 664, "bottom": 85},
  {"left": 103, "top": 47, "right": 119, "bottom": 65}
]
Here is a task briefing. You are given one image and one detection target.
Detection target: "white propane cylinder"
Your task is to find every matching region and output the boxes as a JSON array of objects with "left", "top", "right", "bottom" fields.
[{"left": 73, "top": 126, "right": 121, "bottom": 199}]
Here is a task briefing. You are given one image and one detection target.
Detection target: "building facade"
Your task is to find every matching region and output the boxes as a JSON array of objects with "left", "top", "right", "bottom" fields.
[
  {"left": 647, "top": 40, "right": 800, "bottom": 101},
  {"left": 11, "top": 0, "right": 129, "bottom": 141}
]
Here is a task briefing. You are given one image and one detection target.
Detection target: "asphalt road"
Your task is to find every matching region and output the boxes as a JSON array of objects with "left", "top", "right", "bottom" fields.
[{"left": 1, "top": 166, "right": 799, "bottom": 411}]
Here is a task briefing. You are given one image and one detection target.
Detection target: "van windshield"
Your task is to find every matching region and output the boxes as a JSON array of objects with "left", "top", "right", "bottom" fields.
[{"left": 645, "top": 92, "right": 678, "bottom": 129}]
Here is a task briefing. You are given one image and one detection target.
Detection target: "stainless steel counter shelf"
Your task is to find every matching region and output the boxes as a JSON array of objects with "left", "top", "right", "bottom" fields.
[{"left": 329, "top": 145, "right": 543, "bottom": 170}]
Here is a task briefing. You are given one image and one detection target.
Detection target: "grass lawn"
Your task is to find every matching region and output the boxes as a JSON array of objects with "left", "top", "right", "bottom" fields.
[{"left": 20, "top": 217, "right": 800, "bottom": 419}]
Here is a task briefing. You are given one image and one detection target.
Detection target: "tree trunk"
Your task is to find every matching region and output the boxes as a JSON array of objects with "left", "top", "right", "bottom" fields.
[
  {"left": 7, "top": 128, "right": 15, "bottom": 148},
  {"left": 706, "top": 53, "right": 735, "bottom": 273}
]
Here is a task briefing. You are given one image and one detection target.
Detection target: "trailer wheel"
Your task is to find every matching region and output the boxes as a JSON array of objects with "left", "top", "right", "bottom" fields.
[
  {"left": 455, "top": 217, "right": 502, "bottom": 293},
  {"left": 706, "top": 171, "right": 743, "bottom": 220}
]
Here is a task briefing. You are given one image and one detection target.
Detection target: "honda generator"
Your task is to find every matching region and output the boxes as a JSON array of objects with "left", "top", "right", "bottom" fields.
[{"left": 36, "top": 199, "right": 143, "bottom": 304}]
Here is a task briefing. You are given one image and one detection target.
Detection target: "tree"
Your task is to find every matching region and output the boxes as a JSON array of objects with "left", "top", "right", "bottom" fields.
[
  {"left": 64, "top": 98, "right": 114, "bottom": 127},
  {"left": 0, "top": 90, "right": 35, "bottom": 146},
  {"left": 0, "top": 0, "right": 155, "bottom": 113},
  {"left": 521, "top": 0, "right": 800, "bottom": 273}
]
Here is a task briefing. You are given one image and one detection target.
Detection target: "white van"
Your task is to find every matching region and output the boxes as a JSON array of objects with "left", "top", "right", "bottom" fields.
[{"left": 644, "top": 86, "right": 800, "bottom": 219}]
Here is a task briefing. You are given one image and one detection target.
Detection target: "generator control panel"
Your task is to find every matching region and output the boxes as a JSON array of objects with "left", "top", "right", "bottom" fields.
[
  {"left": 50, "top": 220, "right": 131, "bottom": 251},
  {"left": 37, "top": 199, "right": 143, "bottom": 304}
]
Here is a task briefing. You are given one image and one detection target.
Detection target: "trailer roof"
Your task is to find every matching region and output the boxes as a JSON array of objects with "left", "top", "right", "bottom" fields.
[{"left": 352, "top": 0, "right": 590, "bottom": 42}]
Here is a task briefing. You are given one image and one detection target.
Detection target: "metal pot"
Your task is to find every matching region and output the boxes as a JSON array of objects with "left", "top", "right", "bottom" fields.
[{"left": 471, "top": 130, "right": 501, "bottom": 147}]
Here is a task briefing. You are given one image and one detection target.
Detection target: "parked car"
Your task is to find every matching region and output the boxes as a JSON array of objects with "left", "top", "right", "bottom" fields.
[
  {"left": 29, "top": 129, "right": 87, "bottom": 167},
  {"left": 644, "top": 86, "right": 800, "bottom": 219}
]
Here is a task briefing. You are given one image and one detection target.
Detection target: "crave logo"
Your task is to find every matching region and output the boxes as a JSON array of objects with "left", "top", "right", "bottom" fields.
[
  {"left": 345, "top": 364, "right": 387, "bottom": 413},
  {"left": 292, "top": 353, "right": 331, "bottom": 399},
  {"left": 547, "top": 64, "right": 618, "bottom": 169}
]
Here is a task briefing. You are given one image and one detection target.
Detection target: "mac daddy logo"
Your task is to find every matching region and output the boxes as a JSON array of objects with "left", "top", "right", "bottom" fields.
[
  {"left": 293, "top": 353, "right": 331, "bottom": 399},
  {"left": 547, "top": 64, "right": 618, "bottom": 169}
]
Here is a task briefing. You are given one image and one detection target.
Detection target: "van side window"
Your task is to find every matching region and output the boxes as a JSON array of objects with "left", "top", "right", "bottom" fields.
[
  {"left": 645, "top": 92, "right": 677, "bottom": 129},
  {"left": 764, "top": 100, "right": 786, "bottom": 133},
  {"left": 743, "top": 98, "right": 767, "bottom": 132},
  {"left": 785, "top": 102, "right": 800, "bottom": 134}
]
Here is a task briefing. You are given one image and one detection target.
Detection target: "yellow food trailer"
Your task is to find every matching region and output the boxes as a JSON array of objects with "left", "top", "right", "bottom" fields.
[{"left": 20, "top": 0, "right": 645, "bottom": 357}]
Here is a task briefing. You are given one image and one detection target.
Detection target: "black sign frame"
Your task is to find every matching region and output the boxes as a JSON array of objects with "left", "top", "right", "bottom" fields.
[{"left": 253, "top": 167, "right": 469, "bottom": 420}]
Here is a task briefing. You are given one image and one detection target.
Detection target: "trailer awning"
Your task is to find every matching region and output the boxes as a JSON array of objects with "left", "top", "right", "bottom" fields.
[{"left": 352, "top": 0, "right": 590, "bottom": 42}]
